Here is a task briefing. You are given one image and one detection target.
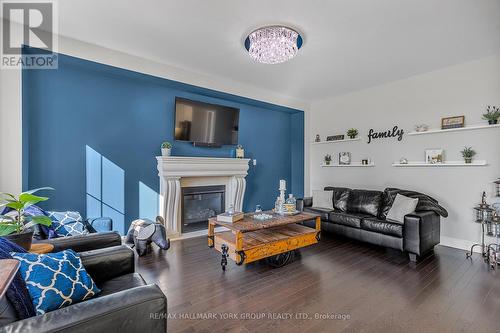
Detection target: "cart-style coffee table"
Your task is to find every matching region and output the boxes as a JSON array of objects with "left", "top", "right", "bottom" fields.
[{"left": 208, "top": 212, "right": 321, "bottom": 270}]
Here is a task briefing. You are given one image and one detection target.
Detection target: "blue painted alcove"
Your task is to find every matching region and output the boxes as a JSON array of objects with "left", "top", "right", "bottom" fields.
[{"left": 22, "top": 48, "right": 304, "bottom": 234}]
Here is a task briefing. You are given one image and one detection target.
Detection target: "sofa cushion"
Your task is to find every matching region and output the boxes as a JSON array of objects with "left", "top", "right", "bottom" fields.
[
  {"left": 312, "top": 190, "right": 333, "bottom": 209},
  {"left": 304, "top": 207, "right": 333, "bottom": 221},
  {"left": 97, "top": 273, "right": 146, "bottom": 298},
  {"left": 328, "top": 212, "right": 370, "bottom": 229},
  {"left": 324, "top": 187, "right": 350, "bottom": 212},
  {"left": 347, "top": 189, "right": 383, "bottom": 217},
  {"left": 361, "top": 218, "right": 403, "bottom": 238},
  {"left": 386, "top": 194, "right": 419, "bottom": 224}
]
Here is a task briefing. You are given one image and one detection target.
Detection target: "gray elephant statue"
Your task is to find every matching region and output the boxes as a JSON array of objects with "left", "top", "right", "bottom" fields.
[{"left": 125, "top": 216, "right": 170, "bottom": 256}]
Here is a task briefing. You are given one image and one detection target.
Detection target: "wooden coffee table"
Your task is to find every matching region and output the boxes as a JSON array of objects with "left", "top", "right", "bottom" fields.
[{"left": 208, "top": 211, "right": 321, "bottom": 270}]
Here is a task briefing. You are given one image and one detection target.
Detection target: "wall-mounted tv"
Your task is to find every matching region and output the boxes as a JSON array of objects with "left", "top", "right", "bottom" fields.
[{"left": 174, "top": 97, "right": 239, "bottom": 147}]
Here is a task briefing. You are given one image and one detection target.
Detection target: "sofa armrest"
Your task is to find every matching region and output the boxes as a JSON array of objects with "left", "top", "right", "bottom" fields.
[
  {"left": 1, "top": 285, "right": 167, "bottom": 333},
  {"left": 296, "top": 197, "right": 313, "bottom": 211},
  {"left": 80, "top": 245, "right": 134, "bottom": 286},
  {"left": 34, "top": 231, "right": 122, "bottom": 252},
  {"left": 404, "top": 211, "right": 440, "bottom": 257}
]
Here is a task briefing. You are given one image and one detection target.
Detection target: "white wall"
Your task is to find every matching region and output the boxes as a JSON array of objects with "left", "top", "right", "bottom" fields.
[
  {"left": 309, "top": 54, "right": 500, "bottom": 251},
  {"left": 0, "top": 20, "right": 310, "bottom": 195}
]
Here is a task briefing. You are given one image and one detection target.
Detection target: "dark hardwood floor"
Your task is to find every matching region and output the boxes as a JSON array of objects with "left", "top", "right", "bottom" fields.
[{"left": 136, "top": 233, "right": 500, "bottom": 333}]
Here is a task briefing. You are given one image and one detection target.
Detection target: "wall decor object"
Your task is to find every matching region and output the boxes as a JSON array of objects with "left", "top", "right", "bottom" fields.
[
  {"left": 367, "top": 126, "right": 404, "bottom": 144},
  {"left": 460, "top": 146, "right": 476, "bottom": 164},
  {"left": 425, "top": 149, "right": 444, "bottom": 164},
  {"left": 315, "top": 134, "right": 321, "bottom": 142},
  {"left": 441, "top": 115, "right": 465, "bottom": 130},
  {"left": 399, "top": 157, "right": 408, "bottom": 164},
  {"left": 324, "top": 154, "right": 332, "bottom": 165},
  {"left": 495, "top": 179, "right": 500, "bottom": 197},
  {"left": 327, "top": 135, "right": 345, "bottom": 141},
  {"left": 414, "top": 124, "right": 429, "bottom": 132},
  {"left": 361, "top": 159, "right": 369, "bottom": 165},
  {"left": 347, "top": 128, "right": 359, "bottom": 139},
  {"left": 482, "top": 106, "right": 500, "bottom": 125},
  {"left": 235, "top": 145, "right": 245, "bottom": 158},
  {"left": 339, "top": 152, "right": 351, "bottom": 165}
]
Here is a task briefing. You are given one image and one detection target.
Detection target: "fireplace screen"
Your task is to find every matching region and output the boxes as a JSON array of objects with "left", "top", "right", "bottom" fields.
[{"left": 182, "top": 185, "right": 225, "bottom": 233}]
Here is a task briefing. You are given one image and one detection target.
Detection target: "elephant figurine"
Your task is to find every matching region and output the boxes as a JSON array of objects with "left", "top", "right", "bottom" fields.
[{"left": 125, "top": 216, "right": 170, "bottom": 256}]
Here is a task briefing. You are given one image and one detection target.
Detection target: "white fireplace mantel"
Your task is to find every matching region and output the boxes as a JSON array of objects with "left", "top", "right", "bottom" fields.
[{"left": 156, "top": 156, "right": 250, "bottom": 238}]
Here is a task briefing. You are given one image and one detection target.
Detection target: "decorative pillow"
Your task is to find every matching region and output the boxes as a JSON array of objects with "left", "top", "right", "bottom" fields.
[
  {"left": 324, "top": 187, "right": 351, "bottom": 212},
  {"left": 386, "top": 194, "right": 419, "bottom": 224},
  {"left": 312, "top": 190, "right": 334, "bottom": 209},
  {"left": 10, "top": 250, "right": 100, "bottom": 315},
  {"left": 47, "top": 211, "right": 89, "bottom": 236}
]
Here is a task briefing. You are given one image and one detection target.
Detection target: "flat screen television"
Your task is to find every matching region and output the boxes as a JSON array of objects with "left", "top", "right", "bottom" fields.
[{"left": 174, "top": 97, "right": 239, "bottom": 147}]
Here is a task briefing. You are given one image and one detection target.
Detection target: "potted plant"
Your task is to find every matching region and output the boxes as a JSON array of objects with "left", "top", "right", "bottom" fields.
[
  {"left": 482, "top": 106, "right": 500, "bottom": 125},
  {"left": 461, "top": 146, "right": 476, "bottom": 164},
  {"left": 347, "top": 128, "right": 359, "bottom": 139},
  {"left": 324, "top": 154, "right": 332, "bottom": 165},
  {"left": 161, "top": 142, "right": 172, "bottom": 156},
  {"left": 0, "top": 187, "right": 53, "bottom": 250}
]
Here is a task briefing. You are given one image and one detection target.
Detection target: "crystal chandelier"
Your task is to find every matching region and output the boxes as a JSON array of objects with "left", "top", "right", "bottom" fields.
[{"left": 244, "top": 26, "right": 303, "bottom": 64}]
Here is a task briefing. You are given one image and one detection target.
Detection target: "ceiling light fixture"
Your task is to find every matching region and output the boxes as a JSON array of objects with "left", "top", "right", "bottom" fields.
[{"left": 244, "top": 25, "right": 303, "bottom": 65}]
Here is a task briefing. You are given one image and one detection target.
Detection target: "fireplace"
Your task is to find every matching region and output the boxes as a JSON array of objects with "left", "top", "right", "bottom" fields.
[{"left": 181, "top": 185, "right": 225, "bottom": 233}]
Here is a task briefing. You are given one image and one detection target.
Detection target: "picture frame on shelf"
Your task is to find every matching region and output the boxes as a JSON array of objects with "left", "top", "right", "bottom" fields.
[
  {"left": 425, "top": 149, "right": 444, "bottom": 164},
  {"left": 339, "top": 152, "right": 351, "bottom": 165},
  {"left": 441, "top": 116, "right": 465, "bottom": 130}
]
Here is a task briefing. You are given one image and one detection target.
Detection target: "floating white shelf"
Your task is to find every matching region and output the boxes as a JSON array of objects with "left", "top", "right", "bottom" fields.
[
  {"left": 321, "top": 162, "right": 375, "bottom": 167},
  {"left": 408, "top": 123, "right": 500, "bottom": 136},
  {"left": 311, "top": 137, "right": 361, "bottom": 145},
  {"left": 392, "top": 160, "right": 488, "bottom": 167}
]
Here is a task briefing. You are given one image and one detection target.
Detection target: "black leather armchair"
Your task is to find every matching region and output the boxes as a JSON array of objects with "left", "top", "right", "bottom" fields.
[{"left": 0, "top": 246, "right": 167, "bottom": 333}]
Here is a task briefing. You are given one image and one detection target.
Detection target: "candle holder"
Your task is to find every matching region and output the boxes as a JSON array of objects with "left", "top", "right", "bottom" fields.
[
  {"left": 467, "top": 203, "right": 494, "bottom": 259},
  {"left": 495, "top": 179, "right": 500, "bottom": 197}
]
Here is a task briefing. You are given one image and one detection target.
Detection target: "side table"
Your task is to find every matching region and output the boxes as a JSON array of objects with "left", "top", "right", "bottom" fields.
[{"left": 29, "top": 243, "right": 54, "bottom": 254}]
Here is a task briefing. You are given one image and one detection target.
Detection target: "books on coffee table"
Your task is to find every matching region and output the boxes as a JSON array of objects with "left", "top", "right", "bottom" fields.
[{"left": 217, "top": 211, "right": 244, "bottom": 223}]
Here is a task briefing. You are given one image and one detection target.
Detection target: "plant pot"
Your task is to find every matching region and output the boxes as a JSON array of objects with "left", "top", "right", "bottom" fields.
[
  {"left": 325, "top": 161, "right": 331, "bottom": 165},
  {"left": 348, "top": 135, "right": 356, "bottom": 139},
  {"left": 161, "top": 148, "right": 171, "bottom": 156},
  {"left": 465, "top": 158, "right": 473, "bottom": 164},
  {"left": 3, "top": 230, "right": 34, "bottom": 251},
  {"left": 488, "top": 120, "right": 498, "bottom": 125}
]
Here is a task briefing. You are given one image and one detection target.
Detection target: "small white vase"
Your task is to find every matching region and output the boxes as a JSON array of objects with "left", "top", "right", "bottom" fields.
[{"left": 161, "top": 148, "right": 171, "bottom": 156}]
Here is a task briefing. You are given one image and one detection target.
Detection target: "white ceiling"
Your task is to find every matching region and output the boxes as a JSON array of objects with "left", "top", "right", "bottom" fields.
[{"left": 28, "top": 1, "right": 500, "bottom": 102}]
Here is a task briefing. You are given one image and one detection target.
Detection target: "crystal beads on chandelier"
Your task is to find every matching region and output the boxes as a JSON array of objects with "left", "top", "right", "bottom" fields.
[{"left": 244, "top": 26, "right": 303, "bottom": 64}]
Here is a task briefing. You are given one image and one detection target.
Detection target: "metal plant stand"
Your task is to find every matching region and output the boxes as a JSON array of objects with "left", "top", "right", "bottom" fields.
[{"left": 466, "top": 221, "right": 487, "bottom": 259}]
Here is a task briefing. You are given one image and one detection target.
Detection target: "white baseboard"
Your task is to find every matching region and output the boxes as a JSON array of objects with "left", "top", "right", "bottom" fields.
[{"left": 440, "top": 236, "right": 480, "bottom": 253}]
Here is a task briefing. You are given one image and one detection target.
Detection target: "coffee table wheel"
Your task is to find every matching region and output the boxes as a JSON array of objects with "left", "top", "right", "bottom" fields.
[
  {"left": 221, "top": 244, "right": 229, "bottom": 271},
  {"left": 267, "top": 251, "right": 294, "bottom": 268}
]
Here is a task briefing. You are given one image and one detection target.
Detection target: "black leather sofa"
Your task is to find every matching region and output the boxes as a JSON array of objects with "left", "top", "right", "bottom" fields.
[
  {"left": 297, "top": 187, "right": 442, "bottom": 262},
  {"left": 0, "top": 245, "right": 167, "bottom": 332}
]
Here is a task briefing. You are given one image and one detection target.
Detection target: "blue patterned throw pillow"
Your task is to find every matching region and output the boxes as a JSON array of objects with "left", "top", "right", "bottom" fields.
[
  {"left": 10, "top": 250, "right": 100, "bottom": 315},
  {"left": 47, "top": 211, "right": 89, "bottom": 236}
]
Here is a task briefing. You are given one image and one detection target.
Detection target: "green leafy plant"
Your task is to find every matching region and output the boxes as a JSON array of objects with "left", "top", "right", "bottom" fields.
[
  {"left": 347, "top": 128, "right": 359, "bottom": 138},
  {"left": 324, "top": 154, "right": 332, "bottom": 164},
  {"left": 482, "top": 106, "right": 500, "bottom": 121},
  {"left": 461, "top": 147, "right": 476, "bottom": 161},
  {"left": 0, "top": 187, "right": 53, "bottom": 236},
  {"left": 161, "top": 141, "right": 172, "bottom": 149}
]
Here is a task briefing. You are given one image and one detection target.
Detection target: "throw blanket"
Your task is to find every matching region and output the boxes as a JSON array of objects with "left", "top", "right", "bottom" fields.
[
  {"left": 384, "top": 188, "right": 448, "bottom": 218},
  {"left": 0, "top": 238, "right": 36, "bottom": 319}
]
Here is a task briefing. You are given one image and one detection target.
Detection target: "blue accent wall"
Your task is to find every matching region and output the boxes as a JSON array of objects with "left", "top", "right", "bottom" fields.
[{"left": 23, "top": 50, "right": 304, "bottom": 234}]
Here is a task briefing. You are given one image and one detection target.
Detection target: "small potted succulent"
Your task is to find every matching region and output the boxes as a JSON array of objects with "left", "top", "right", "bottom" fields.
[
  {"left": 161, "top": 141, "right": 172, "bottom": 156},
  {"left": 347, "top": 128, "right": 359, "bottom": 139},
  {"left": 482, "top": 106, "right": 500, "bottom": 125},
  {"left": 324, "top": 154, "right": 332, "bottom": 165},
  {"left": 0, "top": 187, "right": 53, "bottom": 250},
  {"left": 461, "top": 146, "right": 476, "bottom": 164}
]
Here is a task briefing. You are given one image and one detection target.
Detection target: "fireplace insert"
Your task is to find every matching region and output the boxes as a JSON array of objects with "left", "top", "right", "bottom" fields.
[{"left": 181, "top": 185, "right": 225, "bottom": 233}]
